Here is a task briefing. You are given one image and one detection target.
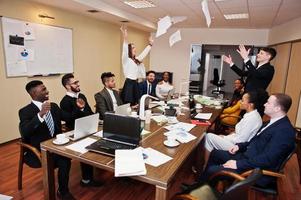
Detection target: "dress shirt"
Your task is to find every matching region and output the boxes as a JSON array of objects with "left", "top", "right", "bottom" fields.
[
  {"left": 257, "top": 115, "right": 285, "bottom": 136},
  {"left": 32, "top": 100, "right": 45, "bottom": 122},
  {"left": 225, "top": 109, "right": 262, "bottom": 144},
  {"left": 122, "top": 42, "right": 151, "bottom": 80},
  {"left": 66, "top": 91, "right": 79, "bottom": 98},
  {"left": 243, "top": 58, "right": 268, "bottom": 70},
  {"left": 106, "top": 87, "right": 118, "bottom": 111},
  {"left": 155, "top": 81, "right": 174, "bottom": 99}
]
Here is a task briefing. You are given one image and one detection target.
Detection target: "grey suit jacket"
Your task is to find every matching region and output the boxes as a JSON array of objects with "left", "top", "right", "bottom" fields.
[{"left": 94, "top": 88, "right": 123, "bottom": 119}]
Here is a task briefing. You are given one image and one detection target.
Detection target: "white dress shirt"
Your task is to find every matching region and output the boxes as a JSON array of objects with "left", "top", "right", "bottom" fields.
[
  {"left": 122, "top": 42, "right": 151, "bottom": 80},
  {"left": 225, "top": 109, "right": 262, "bottom": 144},
  {"left": 66, "top": 91, "right": 79, "bottom": 98},
  {"left": 106, "top": 88, "right": 118, "bottom": 111},
  {"left": 32, "top": 100, "right": 45, "bottom": 122},
  {"left": 155, "top": 81, "right": 174, "bottom": 99}
]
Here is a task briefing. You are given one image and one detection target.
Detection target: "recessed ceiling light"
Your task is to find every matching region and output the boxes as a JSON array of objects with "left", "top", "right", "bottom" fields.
[
  {"left": 124, "top": 0, "right": 156, "bottom": 9},
  {"left": 87, "top": 9, "right": 100, "bottom": 13},
  {"left": 224, "top": 13, "right": 249, "bottom": 20},
  {"left": 215, "top": 0, "right": 227, "bottom": 2}
]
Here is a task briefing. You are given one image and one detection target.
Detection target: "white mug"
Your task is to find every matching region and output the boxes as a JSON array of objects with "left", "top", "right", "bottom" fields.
[
  {"left": 167, "top": 135, "right": 177, "bottom": 143},
  {"left": 56, "top": 134, "right": 66, "bottom": 141}
]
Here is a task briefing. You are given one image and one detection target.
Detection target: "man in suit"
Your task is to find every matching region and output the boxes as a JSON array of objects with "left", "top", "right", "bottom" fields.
[
  {"left": 200, "top": 93, "right": 295, "bottom": 187},
  {"left": 19, "top": 80, "right": 75, "bottom": 199},
  {"left": 95, "top": 72, "right": 123, "bottom": 120},
  {"left": 223, "top": 45, "right": 276, "bottom": 92},
  {"left": 60, "top": 73, "right": 102, "bottom": 188},
  {"left": 139, "top": 70, "right": 157, "bottom": 98}
]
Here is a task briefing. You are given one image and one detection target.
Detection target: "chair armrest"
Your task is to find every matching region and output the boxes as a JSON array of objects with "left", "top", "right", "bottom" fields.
[
  {"left": 17, "top": 141, "right": 42, "bottom": 163},
  {"left": 240, "top": 169, "right": 285, "bottom": 178},
  {"left": 220, "top": 115, "right": 242, "bottom": 121},
  {"left": 172, "top": 194, "right": 199, "bottom": 200},
  {"left": 209, "top": 170, "right": 246, "bottom": 182}
]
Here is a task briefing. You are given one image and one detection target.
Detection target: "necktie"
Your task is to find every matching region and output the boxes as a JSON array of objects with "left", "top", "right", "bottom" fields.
[
  {"left": 148, "top": 84, "right": 151, "bottom": 95},
  {"left": 45, "top": 111, "right": 55, "bottom": 137}
]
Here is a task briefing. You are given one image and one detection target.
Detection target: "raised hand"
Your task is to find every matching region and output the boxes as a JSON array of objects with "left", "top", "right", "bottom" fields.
[
  {"left": 39, "top": 101, "right": 51, "bottom": 118},
  {"left": 223, "top": 54, "right": 233, "bottom": 65},
  {"left": 148, "top": 35, "right": 154, "bottom": 46},
  {"left": 120, "top": 25, "right": 128, "bottom": 42},
  {"left": 236, "top": 44, "right": 250, "bottom": 60},
  {"left": 76, "top": 98, "right": 86, "bottom": 109}
]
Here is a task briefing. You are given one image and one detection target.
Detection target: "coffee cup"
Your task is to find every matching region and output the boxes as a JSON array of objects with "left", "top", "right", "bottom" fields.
[
  {"left": 56, "top": 134, "right": 66, "bottom": 142},
  {"left": 167, "top": 135, "right": 177, "bottom": 144}
]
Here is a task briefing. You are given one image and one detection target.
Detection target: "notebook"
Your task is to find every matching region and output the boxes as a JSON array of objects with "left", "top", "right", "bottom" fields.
[
  {"left": 65, "top": 113, "right": 99, "bottom": 141},
  {"left": 86, "top": 113, "right": 141, "bottom": 156}
]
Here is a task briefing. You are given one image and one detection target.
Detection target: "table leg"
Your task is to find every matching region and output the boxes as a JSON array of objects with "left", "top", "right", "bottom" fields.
[
  {"left": 155, "top": 185, "right": 168, "bottom": 200},
  {"left": 41, "top": 148, "right": 55, "bottom": 200}
]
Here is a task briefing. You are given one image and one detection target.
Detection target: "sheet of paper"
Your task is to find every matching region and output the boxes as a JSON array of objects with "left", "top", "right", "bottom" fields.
[
  {"left": 164, "top": 129, "right": 197, "bottom": 143},
  {"left": 151, "top": 115, "right": 168, "bottom": 123},
  {"left": 171, "top": 16, "right": 187, "bottom": 24},
  {"left": 202, "top": 0, "right": 211, "bottom": 27},
  {"left": 65, "top": 137, "right": 97, "bottom": 154},
  {"left": 140, "top": 147, "right": 173, "bottom": 167},
  {"left": 7, "top": 60, "right": 27, "bottom": 76},
  {"left": 0, "top": 194, "right": 13, "bottom": 200},
  {"left": 115, "top": 148, "right": 146, "bottom": 177},
  {"left": 93, "top": 130, "right": 103, "bottom": 138},
  {"left": 165, "top": 122, "right": 196, "bottom": 132},
  {"left": 156, "top": 15, "right": 172, "bottom": 38},
  {"left": 194, "top": 113, "right": 212, "bottom": 120},
  {"left": 169, "top": 30, "right": 182, "bottom": 47}
]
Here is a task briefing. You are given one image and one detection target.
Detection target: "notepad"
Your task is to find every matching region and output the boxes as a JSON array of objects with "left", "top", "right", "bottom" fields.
[
  {"left": 194, "top": 113, "right": 212, "bottom": 120},
  {"left": 115, "top": 148, "right": 147, "bottom": 177}
]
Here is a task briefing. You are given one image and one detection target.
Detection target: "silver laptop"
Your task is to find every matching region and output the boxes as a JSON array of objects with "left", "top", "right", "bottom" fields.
[
  {"left": 115, "top": 103, "right": 130, "bottom": 115},
  {"left": 65, "top": 113, "right": 99, "bottom": 141}
]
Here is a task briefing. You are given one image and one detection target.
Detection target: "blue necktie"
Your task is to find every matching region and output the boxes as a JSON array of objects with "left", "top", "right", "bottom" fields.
[{"left": 45, "top": 111, "right": 55, "bottom": 137}]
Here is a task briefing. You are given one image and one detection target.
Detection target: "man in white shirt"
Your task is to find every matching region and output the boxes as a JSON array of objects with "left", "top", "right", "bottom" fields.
[
  {"left": 138, "top": 70, "right": 157, "bottom": 98},
  {"left": 95, "top": 72, "right": 123, "bottom": 120}
]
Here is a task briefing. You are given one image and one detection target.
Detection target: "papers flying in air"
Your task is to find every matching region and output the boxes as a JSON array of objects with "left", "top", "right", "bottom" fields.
[
  {"left": 156, "top": 15, "right": 172, "bottom": 38},
  {"left": 169, "top": 30, "right": 181, "bottom": 47}
]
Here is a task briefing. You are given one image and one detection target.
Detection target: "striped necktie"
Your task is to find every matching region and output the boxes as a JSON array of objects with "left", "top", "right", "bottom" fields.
[{"left": 45, "top": 111, "right": 55, "bottom": 137}]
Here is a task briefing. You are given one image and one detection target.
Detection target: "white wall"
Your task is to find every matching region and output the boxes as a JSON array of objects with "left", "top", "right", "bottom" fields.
[
  {"left": 150, "top": 28, "right": 269, "bottom": 93},
  {"left": 268, "top": 17, "right": 301, "bottom": 45}
]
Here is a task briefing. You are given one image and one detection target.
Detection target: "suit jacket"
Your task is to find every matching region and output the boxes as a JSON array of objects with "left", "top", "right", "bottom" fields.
[
  {"left": 236, "top": 116, "right": 295, "bottom": 184},
  {"left": 231, "top": 60, "right": 274, "bottom": 92},
  {"left": 138, "top": 80, "right": 156, "bottom": 98},
  {"left": 94, "top": 88, "right": 123, "bottom": 120},
  {"left": 19, "top": 102, "right": 64, "bottom": 167},
  {"left": 60, "top": 93, "right": 93, "bottom": 129}
]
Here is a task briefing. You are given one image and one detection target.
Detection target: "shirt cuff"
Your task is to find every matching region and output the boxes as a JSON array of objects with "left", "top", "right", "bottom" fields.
[
  {"left": 37, "top": 113, "right": 44, "bottom": 122},
  {"left": 244, "top": 58, "right": 250, "bottom": 63},
  {"left": 230, "top": 63, "right": 234, "bottom": 67}
]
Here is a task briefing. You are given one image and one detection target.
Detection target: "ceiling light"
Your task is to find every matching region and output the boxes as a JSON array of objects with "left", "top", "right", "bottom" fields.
[
  {"left": 87, "top": 9, "right": 100, "bottom": 13},
  {"left": 124, "top": 0, "right": 156, "bottom": 9},
  {"left": 224, "top": 13, "right": 249, "bottom": 20},
  {"left": 215, "top": 0, "right": 227, "bottom": 2}
]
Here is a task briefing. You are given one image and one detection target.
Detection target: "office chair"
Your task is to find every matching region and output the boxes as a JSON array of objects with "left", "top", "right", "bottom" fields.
[
  {"left": 214, "top": 114, "right": 242, "bottom": 135},
  {"left": 210, "top": 68, "right": 225, "bottom": 95},
  {"left": 173, "top": 169, "right": 262, "bottom": 200}
]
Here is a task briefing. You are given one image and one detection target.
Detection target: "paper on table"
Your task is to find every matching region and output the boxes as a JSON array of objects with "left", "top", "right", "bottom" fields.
[
  {"left": 65, "top": 137, "right": 97, "bottom": 154},
  {"left": 202, "top": 0, "right": 211, "bottom": 27},
  {"left": 140, "top": 147, "right": 172, "bottom": 167},
  {"left": 171, "top": 16, "right": 187, "bottom": 24},
  {"left": 156, "top": 15, "right": 172, "bottom": 38},
  {"left": 94, "top": 130, "right": 103, "bottom": 138},
  {"left": 164, "top": 129, "right": 197, "bottom": 143},
  {"left": 115, "top": 148, "right": 146, "bottom": 177},
  {"left": 169, "top": 30, "right": 181, "bottom": 47},
  {"left": 165, "top": 122, "right": 196, "bottom": 132},
  {"left": 194, "top": 113, "right": 212, "bottom": 120},
  {"left": 151, "top": 115, "right": 168, "bottom": 123},
  {"left": 0, "top": 194, "right": 13, "bottom": 200}
]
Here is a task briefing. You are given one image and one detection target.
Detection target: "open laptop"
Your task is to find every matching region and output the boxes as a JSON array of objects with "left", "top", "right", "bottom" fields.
[
  {"left": 86, "top": 113, "right": 141, "bottom": 156},
  {"left": 115, "top": 103, "right": 130, "bottom": 115},
  {"left": 65, "top": 113, "right": 99, "bottom": 141}
]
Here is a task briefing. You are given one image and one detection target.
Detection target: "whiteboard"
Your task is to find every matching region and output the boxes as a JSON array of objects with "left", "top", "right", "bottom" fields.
[
  {"left": 1, "top": 17, "right": 73, "bottom": 77},
  {"left": 295, "top": 92, "right": 301, "bottom": 128}
]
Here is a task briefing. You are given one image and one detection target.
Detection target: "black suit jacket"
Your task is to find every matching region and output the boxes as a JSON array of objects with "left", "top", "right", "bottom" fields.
[
  {"left": 19, "top": 102, "right": 64, "bottom": 167},
  {"left": 231, "top": 60, "right": 274, "bottom": 92},
  {"left": 138, "top": 80, "right": 156, "bottom": 98},
  {"left": 94, "top": 88, "right": 123, "bottom": 120},
  {"left": 60, "top": 93, "right": 93, "bottom": 129}
]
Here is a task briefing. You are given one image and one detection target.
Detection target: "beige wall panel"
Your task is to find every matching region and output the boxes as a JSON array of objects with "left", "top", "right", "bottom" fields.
[{"left": 285, "top": 41, "right": 301, "bottom": 124}]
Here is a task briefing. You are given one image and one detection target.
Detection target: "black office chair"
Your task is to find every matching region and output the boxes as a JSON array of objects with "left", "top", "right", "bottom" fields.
[
  {"left": 173, "top": 169, "right": 262, "bottom": 200},
  {"left": 210, "top": 68, "right": 225, "bottom": 95}
]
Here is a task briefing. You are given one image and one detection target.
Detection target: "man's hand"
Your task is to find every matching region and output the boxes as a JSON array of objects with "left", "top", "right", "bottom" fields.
[
  {"left": 149, "top": 36, "right": 154, "bottom": 46},
  {"left": 223, "top": 55, "right": 233, "bottom": 65},
  {"left": 76, "top": 98, "right": 85, "bottom": 109},
  {"left": 229, "top": 145, "right": 239, "bottom": 154},
  {"left": 39, "top": 101, "right": 51, "bottom": 118},
  {"left": 223, "top": 160, "right": 237, "bottom": 169},
  {"left": 236, "top": 44, "right": 250, "bottom": 60}
]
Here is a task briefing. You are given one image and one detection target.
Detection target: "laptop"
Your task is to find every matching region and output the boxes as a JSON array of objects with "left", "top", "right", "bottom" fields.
[
  {"left": 115, "top": 103, "right": 130, "bottom": 115},
  {"left": 65, "top": 113, "right": 99, "bottom": 141},
  {"left": 86, "top": 113, "right": 141, "bottom": 156}
]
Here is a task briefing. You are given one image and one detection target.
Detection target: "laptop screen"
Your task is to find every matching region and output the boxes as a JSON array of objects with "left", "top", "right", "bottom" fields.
[{"left": 103, "top": 113, "right": 141, "bottom": 145}]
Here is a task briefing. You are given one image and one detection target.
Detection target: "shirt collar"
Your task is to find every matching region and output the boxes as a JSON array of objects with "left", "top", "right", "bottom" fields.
[
  {"left": 244, "top": 109, "right": 257, "bottom": 117},
  {"left": 257, "top": 61, "right": 269, "bottom": 69},
  {"left": 270, "top": 115, "right": 285, "bottom": 125},
  {"left": 66, "top": 91, "right": 79, "bottom": 98},
  {"left": 32, "top": 100, "right": 43, "bottom": 111}
]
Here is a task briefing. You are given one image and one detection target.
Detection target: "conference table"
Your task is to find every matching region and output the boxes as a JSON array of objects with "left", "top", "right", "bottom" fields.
[{"left": 40, "top": 104, "right": 222, "bottom": 200}]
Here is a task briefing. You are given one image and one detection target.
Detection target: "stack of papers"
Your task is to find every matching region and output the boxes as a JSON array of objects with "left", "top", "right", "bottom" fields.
[
  {"left": 115, "top": 148, "right": 146, "bottom": 177},
  {"left": 165, "top": 122, "right": 196, "bottom": 132},
  {"left": 65, "top": 137, "right": 97, "bottom": 154},
  {"left": 164, "top": 129, "right": 196, "bottom": 143},
  {"left": 194, "top": 113, "right": 212, "bottom": 120}
]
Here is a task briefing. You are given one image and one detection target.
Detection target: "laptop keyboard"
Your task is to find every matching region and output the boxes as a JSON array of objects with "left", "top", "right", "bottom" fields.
[{"left": 95, "top": 139, "right": 135, "bottom": 150}]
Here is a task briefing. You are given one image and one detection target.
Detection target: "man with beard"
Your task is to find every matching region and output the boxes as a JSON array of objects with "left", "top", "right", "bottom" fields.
[{"left": 60, "top": 73, "right": 102, "bottom": 188}]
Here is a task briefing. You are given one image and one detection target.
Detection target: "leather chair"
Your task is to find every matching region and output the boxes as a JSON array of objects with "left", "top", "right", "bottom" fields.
[
  {"left": 173, "top": 169, "right": 262, "bottom": 200},
  {"left": 210, "top": 68, "right": 225, "bottom": 95}
]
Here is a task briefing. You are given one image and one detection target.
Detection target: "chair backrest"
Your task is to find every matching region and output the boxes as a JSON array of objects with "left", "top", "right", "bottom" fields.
[
  {"left": 220, "top": 168, "right": 262, "bottom": 200},
  {"left": 276, "top": 144, "right": 296, "bottom": 172},
  {"left": 212, "top": 68, "right": 219, "bottom": 85}
]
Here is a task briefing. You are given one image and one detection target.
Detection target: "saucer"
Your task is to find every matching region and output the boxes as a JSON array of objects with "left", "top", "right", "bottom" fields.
[
  {"left": 164, "top": 140, "right": 180, "bottom": 147},
  {"left": 52, "top": 138, "right": 70, "bottom": 145}
]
